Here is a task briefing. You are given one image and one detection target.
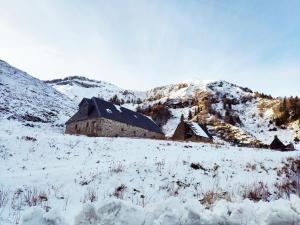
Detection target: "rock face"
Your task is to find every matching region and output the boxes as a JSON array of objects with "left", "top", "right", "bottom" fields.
[{"left": 66, "top": 118, "right": 164, "bottom": 139}]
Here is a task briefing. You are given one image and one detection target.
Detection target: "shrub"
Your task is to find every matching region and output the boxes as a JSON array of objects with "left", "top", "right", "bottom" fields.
[
  {"left": 113, "top": 184, "right": 126, "bottom": 199},
  {"left": 274, "top": 96, "right": 300, "bottom": 126},
  {"left": 0, "top": 187, "right": 9, "bottom": 210},
  {"left": 137, "top": 104, "right": 171, "bottom": 127},
  {"left": 109, "top": 161, "right": 125, "bottom": 174},
  {"left": 83, "top": 187, "right": 98, "bottom": 203},
  {"left": 242, "top": 182, "right": 270, "bottom": 202},
  {"left": 200, "top": 191, "right": 231, "bottom": 207},
  {"left": 23, "top": 187, "right": 48, "bottom": 207},
  {"left": 22, "top": 136, "right": 37, "bottom": 142},
  {"left": 190, "top": 163, "right": 206, "bottom": 171}
]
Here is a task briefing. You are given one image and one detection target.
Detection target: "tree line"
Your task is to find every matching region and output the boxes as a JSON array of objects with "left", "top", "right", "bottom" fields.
[{"left": 275, "top": 96, "right": 300, "bottom": 126}]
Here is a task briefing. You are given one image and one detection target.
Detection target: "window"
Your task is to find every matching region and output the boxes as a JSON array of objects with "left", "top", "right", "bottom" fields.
[
  {"left": 75, "top": 124, "right": 78, "bottom": 130},
  {"left": 86, "top": 122, "right": 89, "bottom": 128},
  {"left": 133, "top": 131, "right": 136, "bottom": 136},
  {"left": 121, "top": 128, "right": 124, "bottom": 132}
]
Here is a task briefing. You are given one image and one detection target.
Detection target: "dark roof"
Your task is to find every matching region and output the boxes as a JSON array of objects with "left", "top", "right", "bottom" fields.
[
  {"left": 270, "top": 135, "right": 295, "bottom": 151},
  {"left": 285, "top": 143, "right": 295, "bottom": 150},
  {"left": 270, "top": 136, "right": 286, "bottom": 150},
  {"left": 66, "top": 97, "right": 163, "bottom": 134}
]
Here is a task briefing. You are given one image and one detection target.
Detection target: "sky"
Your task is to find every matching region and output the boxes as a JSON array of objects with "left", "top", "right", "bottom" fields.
[{"left": 0, "top": 0, "right": 299, "bottom": 96}]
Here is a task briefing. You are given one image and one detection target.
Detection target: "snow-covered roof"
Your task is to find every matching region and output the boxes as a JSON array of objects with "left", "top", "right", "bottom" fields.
[{"left": 187, "top": 122, "right": 210, "bottom": 138}]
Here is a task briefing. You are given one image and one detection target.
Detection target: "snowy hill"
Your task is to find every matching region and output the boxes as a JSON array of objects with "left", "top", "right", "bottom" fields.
[
  {"left": 45, "top": 74, "right": 300, "bottom": 146},
  {"left": 45, "top": 76, "right": 145, "bottom": 104},
  {"left": 142, "top": 80, "right": 300, "bottom": 146},
  {"left": 0, "top": 60, "right": 75, "bottom": 124}
]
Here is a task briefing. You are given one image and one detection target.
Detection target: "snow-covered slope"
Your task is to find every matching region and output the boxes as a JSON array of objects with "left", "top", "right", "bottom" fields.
[
  {"left": 45, "top": 75, "right": 299, "bottom": 146},
  {"left": 0, "top": 60, "right": 75, "bottom": 124},
  {"left": 145, "top": 80, "right": 212, "bottom": 102},
  {"left": 45, "top": 76, "right": 146, "bottom": 104},
  {"left": 1, "top": 119, "right": 300, "bottom": 225},
  {"left": 142, "top": 80, "right": 299, "bottom": 146}
]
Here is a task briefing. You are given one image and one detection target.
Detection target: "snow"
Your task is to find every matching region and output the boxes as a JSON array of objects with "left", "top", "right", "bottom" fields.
[
  {"left": 114, "top": 105, "right": 122, "bottom": 112},
  {"left": 106, "top": 109, "right": 112, "bottom": 113},
  {"left": 188, "top": 122, "right": 209, "bottom": 138},
  {"left": 21, "top": 207, "right": 67, "bottom": 225},
  {"left": 46, "top": 74, "right": 299, "bottom": 146},
  {"left": 163, "top": 107, "right": 197, "bottom": 137},
  {"left": 47, "top": 76, "right": 146, "bottom": 104},
  {"left": 1, "top": 119, "right": 299, "bottom": 225},
  {"left": 1, "top": 60, "right": 300, "bottom": 225},
  {"left": 0, "top": 60, "right": 75, "bottom": 124},
  {"left": 235, "top": 98, "right": 297, "bottom": 145},
  {"left": 20, "top": 196, "right": 300, "bottom": 225},
  {"left": 145, "top": 80, "right": 211, "bottom": 104}
]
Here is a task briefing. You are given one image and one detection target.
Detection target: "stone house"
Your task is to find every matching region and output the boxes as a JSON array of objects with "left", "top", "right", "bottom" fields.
[
  {"left": 65, "top": 97, "right": 164, "bottom": 139},
  {"left": 172, "top": 120, "right": 213, "bottom": 143}
]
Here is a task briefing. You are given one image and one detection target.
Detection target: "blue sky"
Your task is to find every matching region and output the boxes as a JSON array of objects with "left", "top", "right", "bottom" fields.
[{"left": 0, "top": 0, "right": 299, "bottom": 96}]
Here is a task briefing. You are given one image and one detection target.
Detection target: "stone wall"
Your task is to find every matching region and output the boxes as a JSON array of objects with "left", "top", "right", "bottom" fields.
[
  {"left": 184, "top": 135, "right": 213, "bottom": 143},
  {"left": 65, "top": 118, "right": 164, "bottom": 139}
]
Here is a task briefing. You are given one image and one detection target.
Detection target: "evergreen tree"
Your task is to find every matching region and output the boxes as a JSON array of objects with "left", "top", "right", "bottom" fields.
[
  {"left": 110, "top": 94, "right": 121, "bottom": 105},
  {"left": 180, "top": 114, "right": 184, "bottom": 122},
  {"left": 188, "top": 110, "right": 193, "bottom": 120}
]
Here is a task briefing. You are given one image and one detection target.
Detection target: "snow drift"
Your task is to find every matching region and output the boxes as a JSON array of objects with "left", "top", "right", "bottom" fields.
[{"left": 20, "top": 196, "right": 300, "bottom": 225}]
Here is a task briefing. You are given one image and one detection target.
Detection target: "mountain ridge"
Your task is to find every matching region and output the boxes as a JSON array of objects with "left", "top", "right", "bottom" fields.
[
  {"left": 1, "top": 59, "right": 299, "bottom": 146},
  {"left": 46, "top": 74, "right": 300, "bottom": 146}
]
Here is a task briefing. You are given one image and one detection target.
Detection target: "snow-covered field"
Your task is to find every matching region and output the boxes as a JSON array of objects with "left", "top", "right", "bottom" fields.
[{"left": 1, "top": 119, "right": 300, "bottom": 225}]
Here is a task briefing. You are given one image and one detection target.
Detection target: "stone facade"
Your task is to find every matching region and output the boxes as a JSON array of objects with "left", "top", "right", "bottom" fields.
[{"left": 65, "top": 118, "right": 164, "bottom": 139}]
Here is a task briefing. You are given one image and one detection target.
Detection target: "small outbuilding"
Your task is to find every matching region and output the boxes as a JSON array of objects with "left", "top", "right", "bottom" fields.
[
  {"left": 172, "top": 120, "right": 213, "bottom": 143},
  {"left": 65, "top": 97, "right": 164, "bottom": 139},
  {"left": 270, "top": 135, "right": 295, "bottom": 151}
]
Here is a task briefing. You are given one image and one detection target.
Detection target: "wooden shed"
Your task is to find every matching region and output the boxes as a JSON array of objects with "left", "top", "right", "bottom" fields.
[
  {"left": 270, "top": 135, "right": 295, "bottom": 151},
  {"left": 172, "top": 120, "right": 213, "bottom": 143}
]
